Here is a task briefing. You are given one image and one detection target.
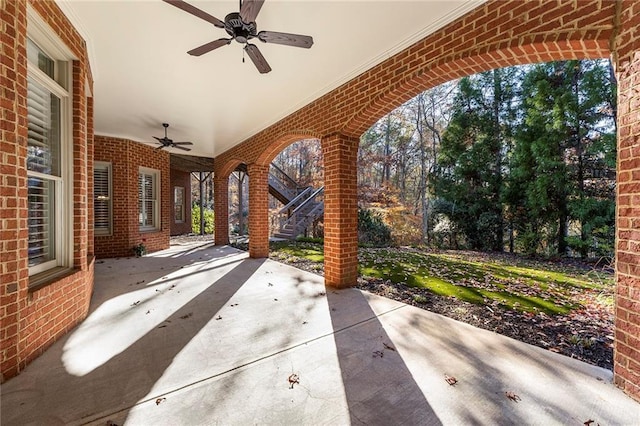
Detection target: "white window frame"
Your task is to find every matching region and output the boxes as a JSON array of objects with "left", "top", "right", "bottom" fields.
[
  {"left": 94, "top": 161, "right": 113, "bottom": 236},
  {"left": 174, "top": 186, "right": 185, "bottom": 223},
  {"left": 139, "top": 167, "right": 160, "bottom": 232},
  {"left": 27, "top": 7, "right": 75, "bottom": 278}
]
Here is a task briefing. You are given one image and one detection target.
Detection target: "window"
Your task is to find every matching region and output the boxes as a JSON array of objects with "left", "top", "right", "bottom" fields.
[
  {"left": 26, "top": 14, "right": 73, "bottom": 278},
  {"left": 94, "top": 162, "right": 112, "bottom": 235},
  {"left": 174, "top": 187, "right": 185, "bottom": 223},
  {"left": 139, "top": 167, "right": 160, "bottom": 231}
]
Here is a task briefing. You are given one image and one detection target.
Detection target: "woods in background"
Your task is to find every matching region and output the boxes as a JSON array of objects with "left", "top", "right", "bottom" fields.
[{"left": 355, "top": 59, "right": 616, "bottom": 258}]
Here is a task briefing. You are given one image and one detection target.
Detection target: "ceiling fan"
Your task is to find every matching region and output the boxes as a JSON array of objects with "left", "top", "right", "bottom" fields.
[
  {"left": 152, "top": 123, "right": 193, "bottom": 151},
  {"left": 163, "top": 0, "right": 313, "bottom": 74}
]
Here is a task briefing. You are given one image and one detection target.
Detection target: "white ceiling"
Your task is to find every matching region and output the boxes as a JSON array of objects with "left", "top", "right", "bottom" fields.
[{"left": 58, "top": 0, "right": 483, "bottom": 158}]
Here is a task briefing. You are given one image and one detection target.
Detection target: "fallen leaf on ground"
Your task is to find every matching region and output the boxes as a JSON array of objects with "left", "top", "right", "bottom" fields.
[
  {"left": 215, "top": 315, "right": 222, "bottom": 320},
  {"left": 179, "top": 313, "right": 192, "bottom": 319},
  {"left": 444, "top": 374, "right": 458, "bottom": 386},
  {"left": 288, "top": 373, "right": 300, "bottom": 389},
  {"left": 131, "top": 301, "right": 140, "bottom": 306},
  {"left": 372, "top": 350, "right": 384, "bottom": 358},
  {"left": 383, "top": 343, "right": 396, "bottom": 351},
  {"left": 155, "top": 397, "right": 166, "bottom": 405},
  {"left": 505, "top": 391, "right": 521, "bottom": 402}
]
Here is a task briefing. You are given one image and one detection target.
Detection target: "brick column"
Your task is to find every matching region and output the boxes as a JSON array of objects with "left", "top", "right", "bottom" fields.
[
  {"left": 247, "top": 163, "right": 269, "bottom": 258},
  {"left": 0, "top": 0, "right": 28, "bottom": 381},
  {"left": 214, "top": 176, "right": 230, "bottom": 245},
  {"left": 613, "top": 0, "right": 640, "bottom": 402},
  {"left": 321, "top": 133, "right": 359, "bottom": 288}
]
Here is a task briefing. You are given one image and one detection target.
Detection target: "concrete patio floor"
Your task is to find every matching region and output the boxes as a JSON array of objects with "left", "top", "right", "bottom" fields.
[{"left": 2, "top": 242, "right": 640, "bottom": 425}]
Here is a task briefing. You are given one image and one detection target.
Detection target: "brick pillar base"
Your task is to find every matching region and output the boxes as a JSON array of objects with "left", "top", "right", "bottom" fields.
[
  {"left": 248, "top": 164, "right": 269, "bottom": 258},
  {"left": 214, "top": 176, "right": 230, "bottom": 245},
  {"left": 613, "top": 0, "right": 640, "bottom": 402},
  {"left": 322, "top": 133, "right": 359, "bottom": 288}
]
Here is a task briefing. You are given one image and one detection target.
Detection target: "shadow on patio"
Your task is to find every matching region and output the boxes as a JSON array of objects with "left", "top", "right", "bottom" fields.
[{"left": 1, "top": 243, "right": 639, "bottom": 425}]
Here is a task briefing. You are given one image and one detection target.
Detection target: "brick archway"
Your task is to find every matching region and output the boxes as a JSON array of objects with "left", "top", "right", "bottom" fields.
[{"left": 214, "top": 0, "right": 640, "bottom": 400}]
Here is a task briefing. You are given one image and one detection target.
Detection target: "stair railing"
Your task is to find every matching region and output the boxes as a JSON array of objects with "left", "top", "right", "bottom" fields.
[
  {"left": 278, "top": 187, "right": 313, "bottom": 214},
  {"left": 269, "top": 164, "right": 300, "bottom": 201},
  {"left": 278, "top": 186, "right": 324, "bottom": 236}
]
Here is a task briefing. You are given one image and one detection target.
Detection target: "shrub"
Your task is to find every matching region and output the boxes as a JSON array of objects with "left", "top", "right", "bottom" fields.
[
  {"left": 192, "top": 206, "right": 215, "bottom": 234},
  {"left": 358, "top": 208, "right": 392, "bottom": 247}
]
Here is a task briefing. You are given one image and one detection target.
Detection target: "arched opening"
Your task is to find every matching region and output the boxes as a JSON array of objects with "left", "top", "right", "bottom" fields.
[
  {"left": 353, "top": 58, "right": 617, "bottom": 370},
  {"left": 269, "top": 139, "right": 324, "bottom": 240}
]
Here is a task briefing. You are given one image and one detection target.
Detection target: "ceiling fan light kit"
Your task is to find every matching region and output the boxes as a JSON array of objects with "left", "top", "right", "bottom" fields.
[{"left": 164, "top": 0, "right": 313, "bottom": 74}]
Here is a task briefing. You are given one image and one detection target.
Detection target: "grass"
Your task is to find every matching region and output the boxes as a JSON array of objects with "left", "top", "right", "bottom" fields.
[{"left": 268, "top": 240, "right": 614, "bottom": 316}]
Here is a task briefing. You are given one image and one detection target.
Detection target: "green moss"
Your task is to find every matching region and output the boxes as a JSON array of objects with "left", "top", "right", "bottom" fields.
[{"left": 271, "top": 242, "right": 610, "bottom": 316}]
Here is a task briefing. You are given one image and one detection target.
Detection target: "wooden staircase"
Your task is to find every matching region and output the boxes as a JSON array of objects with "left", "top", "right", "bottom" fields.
[{"left": 269, "top": 164, "right": 324, "bottom": 239}]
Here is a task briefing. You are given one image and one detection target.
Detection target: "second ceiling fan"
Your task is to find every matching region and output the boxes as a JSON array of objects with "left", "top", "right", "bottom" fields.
[{"left": 164, "top": 0, "right": 314, "bottom": 74}]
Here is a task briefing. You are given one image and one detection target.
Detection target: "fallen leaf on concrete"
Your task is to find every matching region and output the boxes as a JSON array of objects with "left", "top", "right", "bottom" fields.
[
  {"left": 268, "top": 283, "right": 274, "bottom": 287},
  {"left": 444, "top": 374, "right": 458, "bottom": 386},
  {"left": 131, "top": 301, "right": 140, "bottom": 306},
  {"left": 146, "top": 310, "right": 150, "bottom": 314},
  {"left": 179, "top": 313, "right": 192, "bottom": 319},
  {"left": 288, "top": 373, "right": 300, "bottom": 389},
  {"left": 302, "top": 321, "right": 308, "bottom": 325},
  {"left": 106, "top": 420, "right": 118, "bottom": 426},
  {"left": 383, "top": 343, "right": 396, "bottom": 351},
  {"left": 505, "top": 391, "right": 521, "bottom": 402},
  {"left": 215, "top": 315, "right": 222, "bottom": 320},
  {"left": 230, "top": 303, "right": 239, "bottom": 307},
  {"left": 155, "top": 397, "right": 166, "bottom": 405},
  {"left": 136, "top": 280, "right": 145, "bottom": 285},
  {"left": 372, "top": 350, "right": 384, "bottom": 358},
  {"left": 158, "top": 325, "right": 167, "bottom": 329}
]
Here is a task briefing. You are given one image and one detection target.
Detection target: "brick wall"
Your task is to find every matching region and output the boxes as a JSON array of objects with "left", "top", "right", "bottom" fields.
[
  {"left": 170, "top": 169, "right": 192, "bottom": 236},
  {"left": 612, "top": 0, "right": 640, "bottom": 402},
  {"left": 93, "top": 135, "right": 171, "bottom": 258},
  {"left": 211, "top": 0, "right": 640, "bottom": 401},
  {"left": 1, "top": 0, "right": 94, "bottom": 382}
]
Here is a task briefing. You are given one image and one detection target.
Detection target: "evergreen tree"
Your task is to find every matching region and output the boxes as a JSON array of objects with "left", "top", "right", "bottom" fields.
[{"left": 434, "top": 69, "right": 518, "bottom": 251}]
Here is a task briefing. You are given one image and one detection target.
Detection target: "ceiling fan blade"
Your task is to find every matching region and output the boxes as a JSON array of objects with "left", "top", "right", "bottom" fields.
[
  {"left": 244, "top": 44, "right": 271, "bottom": 74},
  {"left": 155, "top": 145, "right": 166, "bottom": 151},
  {"left": 163, "top": 0, "right": 225, "bottom": 28},
  {"left": 239, "top": 0, "right": 264, "bottom": 23},
  {"left": 257, "top": 31, "right": 313, "bottom": 48},
  {"left": 173, "top": 142, "right": 193, "bottom": 145},
  {"left": 173, "top": 144, "right": 192, "bottom": 151},
  {"left": 188, "top": 38, "right": 232, "bottom": 56},
  {"left": 153, "top": 136, "right": 164, "bottom": 142}
]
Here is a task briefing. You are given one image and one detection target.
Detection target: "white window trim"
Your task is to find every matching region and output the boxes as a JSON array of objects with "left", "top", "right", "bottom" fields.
[
  {"left": 175, "top": 186, "right": 185, "bottom": 223},
  {"left": 139, "top": 167, "right": 160, "bottom": 232},
  {"left": 94, "top": 161, "right": 113, "bottom": 236},
  {"left": 26, "top": 13, "right": 74, "bottom": 278}
]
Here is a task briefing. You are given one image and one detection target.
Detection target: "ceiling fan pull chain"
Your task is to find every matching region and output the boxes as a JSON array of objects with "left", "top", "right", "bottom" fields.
[{"left": 242, "top": 47, "right": 245, "bottom": 63}]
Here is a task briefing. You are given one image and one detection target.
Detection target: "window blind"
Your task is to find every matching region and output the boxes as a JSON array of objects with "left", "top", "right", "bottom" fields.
[{"left": 94, "top": 163, "right": 111, "bottom": 235}]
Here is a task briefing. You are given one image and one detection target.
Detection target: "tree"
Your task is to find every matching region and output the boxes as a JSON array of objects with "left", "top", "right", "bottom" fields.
[
  {"left": 434, "top": 68, "right": 518, "bottom": 251},
  {"left": 507, "top": 60, "right": 616, "bottom": 257}
]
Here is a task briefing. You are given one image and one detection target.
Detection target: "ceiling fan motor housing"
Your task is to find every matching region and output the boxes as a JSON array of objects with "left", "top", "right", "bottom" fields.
[{"left": 225, "top": 12, "right": 257, "bottom": 43}]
